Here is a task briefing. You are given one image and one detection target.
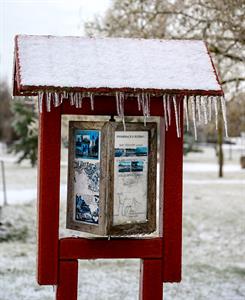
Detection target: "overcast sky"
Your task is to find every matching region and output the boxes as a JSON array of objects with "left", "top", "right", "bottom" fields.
[{"left": 0, "top": 0, "right": 111, "bottom": 83}]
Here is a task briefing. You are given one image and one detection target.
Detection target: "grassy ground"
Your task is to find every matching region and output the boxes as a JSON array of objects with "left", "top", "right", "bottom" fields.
[{"left": 0, "top": 144, "right": 244, "bottom": 299}]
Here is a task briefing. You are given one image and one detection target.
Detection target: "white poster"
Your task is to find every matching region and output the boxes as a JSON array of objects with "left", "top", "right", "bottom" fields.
[{"left": 113, "top": 131, "right": 148, "bottom": 225}]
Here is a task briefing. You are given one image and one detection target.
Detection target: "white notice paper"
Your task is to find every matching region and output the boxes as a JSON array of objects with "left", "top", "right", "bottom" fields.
[{"left": 113, "top": 131, "right": 148, "bottom": 225}]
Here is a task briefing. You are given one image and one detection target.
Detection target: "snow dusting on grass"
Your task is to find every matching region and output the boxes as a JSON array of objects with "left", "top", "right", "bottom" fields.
[{"left": 0, "top": 145, "right": 244, "bottom": 299}]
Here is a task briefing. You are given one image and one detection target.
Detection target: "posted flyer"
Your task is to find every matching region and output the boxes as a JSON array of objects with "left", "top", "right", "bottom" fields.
[{"left": 113, "top": 131, "right": 149, "bottom": 225}]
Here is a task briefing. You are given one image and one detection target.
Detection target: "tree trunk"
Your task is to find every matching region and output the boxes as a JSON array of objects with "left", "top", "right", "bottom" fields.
[{"left": 217, "top": 113, "right": 224, "bottom": 178}]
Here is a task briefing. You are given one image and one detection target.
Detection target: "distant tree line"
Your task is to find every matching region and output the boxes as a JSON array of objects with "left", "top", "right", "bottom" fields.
[
  {"left": 0, "top": 81, "right": 38, "bottom": 166},
  {"left": 0, "top": 81, "right": 15, "bottom": 144}
]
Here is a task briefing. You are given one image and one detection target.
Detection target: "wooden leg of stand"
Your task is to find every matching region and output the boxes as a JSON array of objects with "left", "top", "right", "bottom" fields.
[
  {"left": 56, "top": 260, "right": 78, "bottom": 300},
  {"left": 139, "top": 259, "right": 163, "bottom": 300}
]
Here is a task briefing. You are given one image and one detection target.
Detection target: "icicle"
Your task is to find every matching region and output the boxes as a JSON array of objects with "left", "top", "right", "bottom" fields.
[
  {"left": 89, "top": 92, "right": 94, "bottom": 111},
  {"left": 70, "top": 92, "right": 75, "bottom": 106},
  {"left": 146, "top": 93, "right": 151, "bottom": 117},
  {"left": 184, "top": 95, "right": 189, "bottom": 131},
  {"left": 191, "top": 96, "right": 197, "bottom": 140},
  {"left": 208, "top": 96, "right": 212, "bottom": 122},
  {"left": 137, "top": 94, "right": 141, "bottom": 111},
  {"left": 141, "top": 93, "right": 151, "bottom": 124},
  {"left": 73, "top": 93, "right": 81, "bottom": 108},
  {"left": 78, "top": 93, "right": 83, "bottom": 108},
  {"left": 178, "top": 97, "right": 181, "bottom": 136},
  {"left": 63, "top": 91, "right": 69, "bottom": 99},
  {"left": 220, "top": 96, "right": 228, "bottom": 137},
  {"left": 60, "top": 91, "right": 65, "bottom": 104},
  {"left": 116, "top": 92, "right": 120, "bottom": 116},
  {"left": 173, "top": 95, "right": 180, "bottom": 138},
  {"left": 115, "top": 92, "right": 126, "bottom": 130},
  {"left": 119, "top": 92, "right": 126, "bottom": 131},
  {"left": 196, "top": 95, "right": 202, "bottom": 123},
  {"left": 74, "top": 93, "right": 79, "bottom": 108},
  {"left": 141, "top": 93, "right": 149, "bottom": 126},
  {"left": 162, "top": 94, "right": 168, "bottom": 131},
  {"left": 167, "top": 95, "right": 171, "bottom": 126},
  {"left": 54, "top": 92, "right": 60, "bottom": 107},
  {"left": 120, "top": 94, "right": 126, "bottom": 131},
  {"left": 38, "top": 91, "right": 44, "bottom": 113},
  {"left": 201, "top": 96, "right": 208, "bottom": 125},
  {"left": 214, "top": 96, "right": 218, "bottom": 130},
  {"left": 46, "top": 92, "right": 52, "bottom": 112}
]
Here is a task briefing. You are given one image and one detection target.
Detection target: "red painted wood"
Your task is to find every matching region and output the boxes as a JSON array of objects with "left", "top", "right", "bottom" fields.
[
  {"left": 61, "top": 96, "right": 165, "bottom": 117},
  {"left": 37, "top": 100, "right": 61, "bottom": 285},
  {"left": 162, "top": 97, "right": 183, "bottom": 282},
  {"left": 59, "top": 237, "right": 163, "bottom": 260},
  {"left": 56, "top": 260, "right": 78, "bottom": 300},
  {"left": 139, "top": 259, "right": 163, "bottom": 300},
  {"left": 205, "top": 43, "right": 223, "bottom": 91}
]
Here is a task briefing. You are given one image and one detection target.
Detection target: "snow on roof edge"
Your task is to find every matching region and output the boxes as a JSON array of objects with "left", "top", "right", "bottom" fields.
[{"left": 14, "top": 34, "right": 223, "bottom": 95}]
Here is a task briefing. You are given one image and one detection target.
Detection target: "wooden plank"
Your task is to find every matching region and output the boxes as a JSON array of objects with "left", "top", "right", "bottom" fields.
[
  {"left": 61, "top": 96, "right": 165, "bottom": 117},
  {"left": 56, "top": 260, "right": 78, "bottom": 300},
  {"left": 37, "top": 98, "right": 61, "bottom": 285},
  {"left": 162, "top": 96, "right": 183, "bottom": 282},
  {"left": 66, "top": 121, "right": 108, "bottom": 236},
  {"left": 139, "top": 259, "right": 163, "bottom": 300},
  {"left": 59, "top": 237, "right": 162, "bottom": 260}
]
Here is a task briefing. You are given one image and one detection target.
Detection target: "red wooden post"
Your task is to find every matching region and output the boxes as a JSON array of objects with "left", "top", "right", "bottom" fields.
[
  {"left": 37, "top": 102, "right": 61, "bottom": 284},
  {"left": 139, "top": 259, "right": 163, "bottom": 300},
  {"left": 56, "top": 260, "right": 78, "bottom": 300},
  {"left": 162, "top": 98, "right": 183, "bottom": 282}
]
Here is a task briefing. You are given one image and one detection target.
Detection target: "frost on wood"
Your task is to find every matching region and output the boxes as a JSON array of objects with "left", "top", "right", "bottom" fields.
[
  {"left": 16, "top": 35, "right": 221, "bottom": 91},
  {"left": 34, "top": 90, "right": 228, "bottom": 139}
]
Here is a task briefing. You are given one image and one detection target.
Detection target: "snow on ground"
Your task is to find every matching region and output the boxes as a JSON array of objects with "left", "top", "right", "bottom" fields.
[{"left": 0, "top": 144, "right": 244, "bottom": 299}]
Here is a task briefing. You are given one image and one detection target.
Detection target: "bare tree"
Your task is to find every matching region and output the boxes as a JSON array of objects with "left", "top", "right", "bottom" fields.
[
  {"left": 85, "top": 0, "right": 244, "bottom": 96},
  {"left": 84, "top": 0, "right": 245, "bottom": 177},
  {"left": 85, "top": 0, "right": 171, "bottom": 39}
]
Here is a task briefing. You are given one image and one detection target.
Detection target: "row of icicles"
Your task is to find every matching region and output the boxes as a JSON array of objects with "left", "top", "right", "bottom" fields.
[{"left": 37, "top": 90, "right": 228, "bottom": 139}]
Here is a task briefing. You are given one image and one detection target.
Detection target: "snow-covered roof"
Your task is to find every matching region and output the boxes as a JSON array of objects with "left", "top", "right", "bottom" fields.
[{"left": 14, "top": 35, "right": 222, "bottom": 95}]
